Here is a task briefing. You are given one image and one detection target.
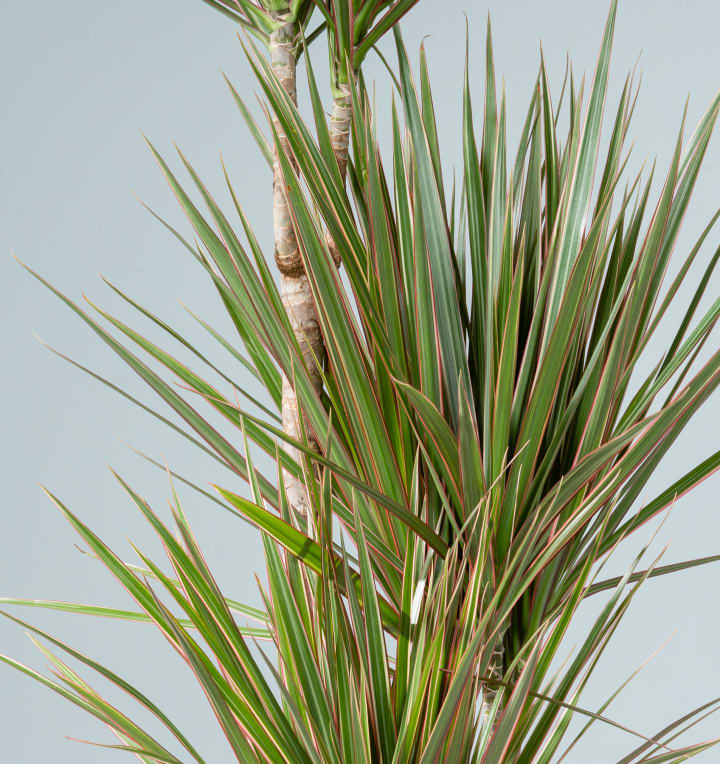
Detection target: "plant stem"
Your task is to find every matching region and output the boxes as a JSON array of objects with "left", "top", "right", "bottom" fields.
[
  {"left": 270, "top": 13, "right": 323, "bottom": 519},
  {"left": 330, "top": 82, "right": 352, "bottom": 181},
  {"left": 480, "top": 639, "right": 505, "bottom": 731},
  {"left": 326, "top": 81, "right": 353, "bottom": 265}
]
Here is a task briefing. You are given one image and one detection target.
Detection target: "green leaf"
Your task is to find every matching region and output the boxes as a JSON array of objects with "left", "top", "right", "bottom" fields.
[
  {"left": 395, "top": 27, "right": 470, "bottom": 421},
  {"left": 542, "top": 0, "right": 618, "bottom": 340},
  {"left": 0, "top": 610, "right": 206, "bottom": 762},
  {"left": 216, "top": 485, "right": 401, "bottom": 634}
]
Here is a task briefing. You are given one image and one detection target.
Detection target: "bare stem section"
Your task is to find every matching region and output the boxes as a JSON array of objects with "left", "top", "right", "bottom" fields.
[
  {"left": 480, "top": 639, "right": 505, "bottom": 732},
  {"left": 330, "top": 82, "right": 352, "bottom": 181},
  {"left": 270, "top": 15, "right": 323, "bottom": 519},
  {"left": 270, "top": 17, "right": 299, "bottom": 275},
  {"left": 280, "top": 274, "right": 324, "bottom": 517},
  {"left": 326, "top": 81, "right": 353, "bottom": 265}
]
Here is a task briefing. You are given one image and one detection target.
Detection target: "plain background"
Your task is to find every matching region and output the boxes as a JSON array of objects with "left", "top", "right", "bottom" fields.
[{"left": 2, "top": 1, "right": 719, "bottom": 761}]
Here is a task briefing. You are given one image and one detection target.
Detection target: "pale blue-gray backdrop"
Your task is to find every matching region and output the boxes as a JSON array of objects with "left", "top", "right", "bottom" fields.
[{"left": 2, "top": 1, "right": 719, "bottom": 761}]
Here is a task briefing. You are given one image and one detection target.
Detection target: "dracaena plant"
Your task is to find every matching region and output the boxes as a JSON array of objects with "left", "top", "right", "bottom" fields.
[{"left": 4, "top": 0, "right": 720, "bottom": 761}]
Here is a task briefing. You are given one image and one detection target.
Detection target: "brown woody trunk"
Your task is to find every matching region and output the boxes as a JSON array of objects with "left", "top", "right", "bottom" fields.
[{"left": 270, "top": 15, "right": 323, "bottom": 519}]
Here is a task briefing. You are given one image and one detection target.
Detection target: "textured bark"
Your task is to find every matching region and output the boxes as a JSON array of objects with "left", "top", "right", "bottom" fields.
[
  {"left": 270, "top": 16, "right": 323, "bottom": 519},
  {"left": 330, "top": 83, "right": 352, "bottom": 181},
  {"left": 480, "top": 638, "right": 505, "bottom": 733},
  {"left": 270, "top": 18, "right": 299, "bottom": 276},
  {"left": 326, "top": 82, "right": 353, "bottom": 265},
  {"left": 280, "top": 273, "right": 324, "bottom": 517}
]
